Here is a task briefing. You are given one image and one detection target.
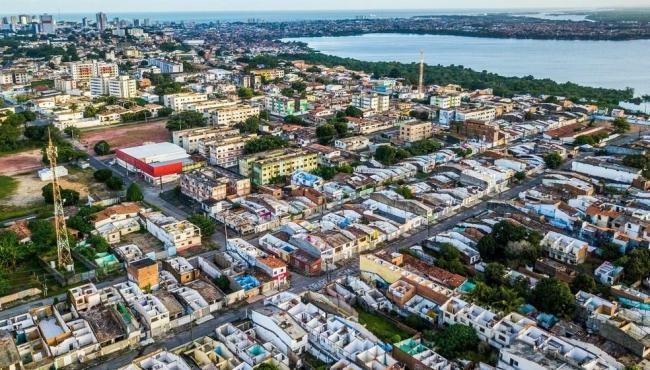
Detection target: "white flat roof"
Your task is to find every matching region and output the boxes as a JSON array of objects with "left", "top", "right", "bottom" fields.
[{"left": 119, "top": 142, "right": 188, "bottom": 161}]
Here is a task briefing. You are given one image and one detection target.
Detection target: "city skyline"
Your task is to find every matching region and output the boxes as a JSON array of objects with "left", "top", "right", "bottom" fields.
[{"left": 3, "top": 0, "right": 650, "bottom": 14}]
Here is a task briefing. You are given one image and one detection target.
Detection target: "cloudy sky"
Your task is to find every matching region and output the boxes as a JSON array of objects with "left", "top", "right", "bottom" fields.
[{"left": 4, "top": 0, "right": 649, "bottom": 13}]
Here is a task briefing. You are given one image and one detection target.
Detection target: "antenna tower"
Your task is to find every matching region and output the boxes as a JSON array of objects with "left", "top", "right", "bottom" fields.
[{"left": 46, "top": 130, "right": 73, "bottom": 271}]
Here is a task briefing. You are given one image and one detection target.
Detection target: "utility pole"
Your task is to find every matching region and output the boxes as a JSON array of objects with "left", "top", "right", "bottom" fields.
[{"left": 418, "top": 50, "right": 425, "bottom": 99}]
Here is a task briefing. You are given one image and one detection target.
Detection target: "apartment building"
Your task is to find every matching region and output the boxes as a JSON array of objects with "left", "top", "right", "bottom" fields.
[
  {"left": 146, "top": 58, "right": 183, "bottom": 74},
  {"left": 142, "top": 211, "right": 202, "bottom": 253},
  {"left": 162, "top": 93, "right": 208, "bottom": 112},
  {"left": 250, "top": 306, "right": 308, "bottom": 355},
  {"left": 171, "top": 126, "right": 239, "bottom": 153},
  {"left": 334, "top": 135, "right": 370, "bottom": 151},
  {"left": 439, "top": 106, "right": 496, "bottom": 125},
  {"left": 252, "top": 68, "right": 285, "bottom": 80},
  {"left": 209, "top": 105, "right": 260, "bottom": 126},
  {"left": 239, "top": 148, "right": 318, "bottom": 185},
  {"left": 430, "top": 94, "right": 461, "bottom": 109},
  {"left": 351, "top": 93, "right": 390, "bottom": 113},
  {"left": 399, "top": 121, "right": 433, "bottom": 142},
  {"left": 129, "top": 295, "right": 170, "bottom": 338},
  {"left": 90, "top": 75, "right": 137, "bottom": 98},
  {"left": 203, "top": 134, "right": 257, "bottom": 167},
  {"left": 541, "top": 231, "right": 589, "bottom": 265},
  {"left": 265, "top": 95, "right": 309, "bottom": 116},
  {"left": 68, "top": 61, "right": 119, "bottom": 81}
]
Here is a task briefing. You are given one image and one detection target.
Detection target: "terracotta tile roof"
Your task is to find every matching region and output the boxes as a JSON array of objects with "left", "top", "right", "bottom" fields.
[
  {"left": 257, "top": 256, "right": 287, "bottom": 269},
  {"left": 93, "top": 202, "right": 142, "bottom": 223}
]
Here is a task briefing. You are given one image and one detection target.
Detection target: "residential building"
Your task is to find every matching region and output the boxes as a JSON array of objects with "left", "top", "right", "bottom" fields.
[
  {"left": 171, "top": 126, "right": 239, "bottom": 153},
  {"left": 142, "top": 211, "right": 202, "bottom": 253},
  {"left": 351, "top": 93, "right": 390, "bottom": 113},
  {"left": 163, "top": 93, "right": 208, "bottom": 112},
  {"left": 126, "top": 258, "right": 159, "bottom": 290},
  {"left": 250, "top": 306, "right": 307, "bottom": 355},
  {"left": 334, "top": 135, "right": 370, "bottom": 151},
  {"left": 239, "top": 148, "right": 318, "bottom": 185},
  {"left": 594, "top": 261, "right": 624, "bottom": 285},
  {"left": 399, "top": 121, "right": 433, "bottom": 143},
  {"left": 541, "top": 231, "right": 589, "bottom": 265},
  {"left": 204, "top": 134, "right": 257, "bottom": 168},
  {"left": 39, "top": 14, "right": 56, "bottom": 34},
  {"left": 146, "top": 58, "right": 183, "bottom": 74},
  {"left": 109, "top": 76, "right": 138, "bottom": 98},
  {"left": 69, "top": 61, "right": 119, "bottom": 81},
  {"left": 265, "top": 95, "right": 309, "bottom": 116},
  {"left": 123, "top": 349, "right": 190, "bottom": 369},
  {"left": 181, "top": 167, "right": 251, "bottom": 202},
  {"left": 430, "top": 94, "right": 461, "bottom": 109},
  {"left": 209, "top": 105, "right": 260, "bottom": 126}
]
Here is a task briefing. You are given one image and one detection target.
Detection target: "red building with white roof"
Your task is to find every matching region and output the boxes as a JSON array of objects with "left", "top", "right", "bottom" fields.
[{"left": 115, "top": 142, "right": 191, "bottom": 184}]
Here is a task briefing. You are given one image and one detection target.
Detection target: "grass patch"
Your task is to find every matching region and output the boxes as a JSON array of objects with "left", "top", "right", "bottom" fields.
[
  {"left": 0, "top": 204, "right": 52, "bottom": 223},
  {"left": 0, "top": 176, "right": 18, "bottom": 201},
  {"left": 355, "top": 306, "right": 409, "bottom": 343},
  {"left": 303, "top": 352, "right": 328, "bottom": 370}
]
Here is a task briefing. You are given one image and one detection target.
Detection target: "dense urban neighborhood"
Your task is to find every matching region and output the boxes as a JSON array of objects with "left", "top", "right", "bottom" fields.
[{"left": 1, "top": 8, "right": 650, "bottom": 370}]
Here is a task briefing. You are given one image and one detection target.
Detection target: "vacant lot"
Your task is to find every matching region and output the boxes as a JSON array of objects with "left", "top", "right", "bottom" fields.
[
  {"left": 0, "top": 149, "right": 43, "bottom": 176},
  {"left": 80, "top": 121, "right": 170, "bottom": 153},
  {"left": 0, "top": 168, "right": 101, "bottom": 211}
]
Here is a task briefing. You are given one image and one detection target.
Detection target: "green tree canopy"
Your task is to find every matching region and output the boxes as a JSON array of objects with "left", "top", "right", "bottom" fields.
[
  {"left": 434, "top": 324, "right": 480, "bottom": 359},
  {"left": 126, "top": 183, "right": 144, "bottom": 202},
  {"left": 316, "top": 124, "right": 337, "bottom": 145},
  {"left": 166, "top": 111, "right": 207, "bottom": 131},
  {"left": 93, "top": 140, "right": 111, "bottom": 155},
  {"left": 243, "top": 136, "right": 288, "bottom": 154},
  {"left": 530, "top": 278, "right": 575, "bottom": 316},
  {"left": 188, "top": 214, "right": 216, "bottom": 238},
  {"left": 544, "top": 152, "right": 563, "bottom": 169}
]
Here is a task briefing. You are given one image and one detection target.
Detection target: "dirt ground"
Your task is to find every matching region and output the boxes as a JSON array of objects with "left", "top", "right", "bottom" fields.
[
  {"left": 0, "top": 149, "right": 43, "bottom": 176},
  {"left": 0, "top": 168, "right": 102, "bottom": 208},
  {"left": 80, "top": 121, "right": 170, "bottom": 153}
]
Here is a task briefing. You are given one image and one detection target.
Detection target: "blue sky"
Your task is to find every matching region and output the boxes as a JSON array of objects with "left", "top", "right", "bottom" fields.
[{"left": 5, "top": 0, "right": 650, "bottom": 14}]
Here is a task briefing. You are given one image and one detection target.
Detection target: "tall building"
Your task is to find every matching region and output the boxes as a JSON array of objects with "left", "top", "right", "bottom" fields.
[
  {"left": 90, "top": 76, "right": 137, "bottom": 98},
  {"left": 239, "top": 148, "right": 318, "bottom": 185},
  {"left": 81, "top": 17, "right": 88, "bottom": 28},
  {"left": 96, "top": 12, "right": 108, "bottom": 31},
  {"left": 69, "top": 61, "right": 119, "bottom": 81},
  {"left": 39, "top": 14, "right": 56, "bottom": 34},
  {"left": 147, "top": 58, "right": 183, "bottom": 74},
  {"left": 351, "top": 93, "right": 390, "bottom": 113},
  {"left": 18, "top": 15, "right": 29, "bottom": 25}
]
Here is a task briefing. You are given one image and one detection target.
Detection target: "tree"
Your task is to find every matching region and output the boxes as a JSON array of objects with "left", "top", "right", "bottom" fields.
[
  {"left": 236, "top": 116, "right": 260, "bottom": 134},
  {"left": 434, "top": 324, "right": 479, "bottom": 359},
  {"left": 87, "top": 234, "right": 109, "bottom": 253},
  {"left": 28, "top": 219, "right": 57, "bottom": 249},
  {"left": 284, "top": 115, "right": 305, "bottom": 125},
  {"left": 41, "top": 184, "right": 79, "bottom": 206},
  {"left": 126, "top": 183, "right": 144, "bottom": 202},
  {"left": 571, "top": 273, "right": 597, "bottom": 294},
  {"left": 67, "top": 215, "right": 93, "bottom": 234},
  {"left": 84, "top": 105, "right": 98, "bottom": 118},
  {"left": 188, "top": 214, "right": 216, "bottom": 238},
  {"left": 94, "top": 169, "right": 113, "bottom": 182},
  {"left": 436, "top": 243, "right": 465, "bottom": 275},
  {"left": 622, "top": 155, "right": 648, "bottom": 170},
  {"left": 106, "top": 176, "right": 124, "bottom": 190},
  {"left": 316, "top": 124, "right": 337, "bottom": 145},
  {"left": 530, "top": 278, "right": 575, "bottom": 316},
  {"left": 345, "top": 105, "right": 363, "bottom": 118},
  {"left": 374, "top": 145, "right": 397, "bottom": 165},
  {"left": 544, "top": 152, "right": 563, "bottom": 169},
  {"left": 166, "top": 111, "right": 207, "bottom": 131},
  {"left": 616, "top": 249, "right": 650, "bottom": 283},
  {"left": 394, "top": 186, "right": 413, "bottom": 199},
  {"left": 243, "top": 136, "right": 289, "bottom": 154},
  {"left": 484, "top": 262, "right": 507, "bottom": 286},
  {"left": 333, "top": 121, "right": 348, "bottom": 138},
  {"left": 237, "top": 87, "right": 254, "bottom": 99},
  {"left": 0, "top": 231, "right": 21, "bottom": 268},
  {"left": 612, "top": 117, "right": 630, "bottom": 134},
  {"left": 599, "top": 241, "right": 623, "bottom": 261},
  {"left": 514, "top": 171, "right": 526, "bottom": 181},
  {"left": 477, "top": 234, "right": 498, "bottom": 261},
  {"left": 93, "top": 140, "right": 111, "bottom": 155},
  {"left": 215, "top": 275, "right": 230, "bottom": 291}
]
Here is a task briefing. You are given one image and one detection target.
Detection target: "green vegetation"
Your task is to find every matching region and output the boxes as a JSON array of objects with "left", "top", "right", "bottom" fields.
[
  {"left": 166, "top": 111, "right": 207, "bottom": 131},
  {"left": 148, "top": 73, "right": 184, "bottom": 96},
  {"left": 468, "top": 281, "right": 524, "bottom": 313},
  {"left": 434, "top": 324, "right": 480, "bottom": 359},
  {"left": 476, "top": 220, "right": 542, "bottom": 266},
  {"left": 355, "top": 307, "right": 409, "bottom": 342},
  {"left": 612, "top": 117, "right": 630, "bottom": 134},
  {"left": 573, "top": 131, "right": 609, "bottom": 146},
  {"left": 615, "top": 248, "right": 650, "bottom": 284},
  {"left": 0, "top": 176, "right": 18, "bottom": 201},
  {"left": 284, "top": 115, "right": 306, "bottom": 125},
  {"left": 243, "top": 136, "right": 289, "bottom": 154},
  {"left": 237, "top": 87, "right": 254, "bottom": 100},
  {"left": 188, "top": 214, "right": 216, "bottom": 238},
  {"left": 530, "top": 278, "right": 575, "bottom": 317},
  {"left": 41, "top": 184, "right": 79, "bottom": 206},
  {"left": 126, "top": 183, "right": 144, "bottom": 202},
  {"left": 94, "top": 169, "right": 113, "bottom": 182},
  {"left": 407, "top": 139, "right": 443, "bottom": 156},
  {"left": 280, "top": 52, "right": 633, "bottom": 106},
  {"left": 543, "top": 152, "right": 563, "bottom": 169},
  {"left": 236, "top": 116, "right": 261, "bottom": 134},
  {"left": 570, "top": 273, "right": 597, "bottom": 294},
  {"left": 311, "top": 164, "right": 353, "bottom": 180},
  {"left": 315, "top": 124, "right": 338, "bottom": 145},
  {"left": 93, "top": 140, "right": 111, "bottom": 155},
  {"left": 435, "top": 243, "right": 466, "bottom": 275},
  {"left": 623, "top": 154, "right": 650, "bottom": 179},
  {"left": 345, "top": 105, "right": 364, "bottom": 118},
  {"left": 374, "top": 145, "right": 411, "bottom": 165},
  {"left": 394, "top": 186, "right": 414, "bottom": 199},
  {"left": 106, "top": 176, "right": 124, "bottom": 191}
]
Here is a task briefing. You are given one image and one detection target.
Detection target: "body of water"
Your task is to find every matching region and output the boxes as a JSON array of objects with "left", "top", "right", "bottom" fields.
[{"left": 288, "top": 33, "right": 650, "bottom": 103}]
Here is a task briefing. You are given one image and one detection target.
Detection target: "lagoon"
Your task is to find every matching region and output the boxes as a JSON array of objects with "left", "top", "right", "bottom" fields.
[{"left": 287, "top": 33, "right": 650, "bottom": 101}]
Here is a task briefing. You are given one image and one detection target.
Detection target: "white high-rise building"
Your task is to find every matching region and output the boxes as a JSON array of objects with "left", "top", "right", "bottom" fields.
[
  {"left": 39, "top": 14, "right": 56, "bottom": 34},
  {"left": 96, "top": 12, "right": 108, "bottom": 31},
  {"left": 109, "top": 76, "right": 137, "bottom": 98}
]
